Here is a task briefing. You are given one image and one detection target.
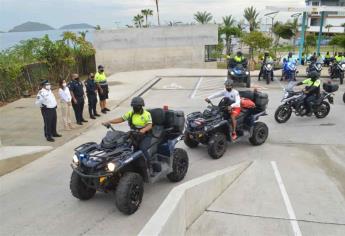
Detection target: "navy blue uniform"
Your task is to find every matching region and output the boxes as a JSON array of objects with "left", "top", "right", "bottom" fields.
[
  {"left": 85, "top": 79, "right": 98, "bottom": 117},
  {"left": 69, "top": 80, "right": 85, "bottom": 123}
]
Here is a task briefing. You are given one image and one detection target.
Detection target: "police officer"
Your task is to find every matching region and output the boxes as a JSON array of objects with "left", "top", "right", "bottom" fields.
[
  {"left": 228, "top": 51, "right": 247, "bottom": 69},
  {"left": 95, "top": 65, "right": 110, "bottom": 114},
  {"left": 102, "top": 97, "right": 153, "bottom": 170},
  {"left": 85, "top": 73, "right": 100, "bottom": 119},
  {"left": 296, "top": 71, "right": 321, "bottom": 116},
  {"left": 281, "top": 52, "right": 296, "bottom": 81},
  {"left": 35, "top": 80, "right": 62, "bottom": 142},
  {"left": 69, "top": 74, "right": 87, "bottom": 125},
  {"left": 258, "top": 52, "right": 274, "bottom": 81},
  {"left": 324, "top": 51, "right": 331, "bottom": 66}
]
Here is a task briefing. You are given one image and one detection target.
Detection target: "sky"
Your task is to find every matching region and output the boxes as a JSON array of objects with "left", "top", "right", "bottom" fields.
[{"left": 0, "top": 0, "right": 306, "bottom": 31}]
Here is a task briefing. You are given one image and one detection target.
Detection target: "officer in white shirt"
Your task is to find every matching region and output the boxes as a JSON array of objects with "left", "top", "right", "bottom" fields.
[
  {"left": 35, "top": 80, "right": 62, "bottom": 142},
  {"left": 205, "top": 79, "right": 241, "bottom": 140}
]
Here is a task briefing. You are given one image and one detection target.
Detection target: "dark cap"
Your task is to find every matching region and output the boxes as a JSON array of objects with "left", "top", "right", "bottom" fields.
[
  {"left": 98, "top": 65, "right": 104, "bottom": 69},
  {"left": 40, "top": 80, "right": 50, "bottom": 86}
]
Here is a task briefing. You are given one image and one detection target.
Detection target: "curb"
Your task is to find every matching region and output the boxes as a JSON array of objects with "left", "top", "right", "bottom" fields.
[{"left": 139, "top": 161, "right": 253, "bottom": 236}]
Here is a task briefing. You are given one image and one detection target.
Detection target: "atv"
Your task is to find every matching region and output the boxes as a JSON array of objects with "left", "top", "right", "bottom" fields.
[
  {"left": 70, "top": 108, "right": 188, "bottom": 215},
  {"left": 184, "top": 91, "right": 269, "bottom": 159},
  {"left": 227, "top": 64, "right": 251, "bottom": 88}
]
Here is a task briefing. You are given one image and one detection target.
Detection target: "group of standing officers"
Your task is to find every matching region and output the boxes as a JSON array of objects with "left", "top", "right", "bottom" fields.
[{"left": 36, "top": 65, "right": 110, "bottom": 142}]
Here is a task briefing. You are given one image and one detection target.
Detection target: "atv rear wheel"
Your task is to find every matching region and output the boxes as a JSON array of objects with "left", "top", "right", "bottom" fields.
[
  {"left": 115, "top": 172, "right": 144, "bottom": 215},
  {"left": 184, "top": 131, "right": 199, "bottom": 148},
  {"left": 167, "top": 148, "right": 189, "bottom": 182},
  {"left": 208, "top": 133, "right": 227, "bottom": 159},
  {"left": 314, "top": 101, "right": 330, "bottom": 119},
  {"left": 249, "top": 122, "right": 269, "bottom": 146},
  {"left": 70, "top": 171, "right": 96, "bottom": 200},
  {"left": 275, "top": 105, "right": 292, "bottom": 123}
]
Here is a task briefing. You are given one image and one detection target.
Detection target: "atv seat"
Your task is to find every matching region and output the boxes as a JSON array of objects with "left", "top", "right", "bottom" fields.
[{"left": 236, "top": 109, "right": 252, "bottom": 123}]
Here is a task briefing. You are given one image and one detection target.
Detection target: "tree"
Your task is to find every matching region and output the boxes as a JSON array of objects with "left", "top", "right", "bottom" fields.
[
  {"left": 94, "top": 25, "right": 101, "bottom": 30},
  {"left": 341, "top": 23, "right": 345, "bottom": 33},
  {"left": 325, "top": 24, "right": 333, "bottom": 34},
  {"left": 329, "top": 34, "right": 345, "bottom": 50},
  {"left": 141, "top": 9, "right": 154, "bottom": 27},
  {"left": 220, "top": 15, "right": 241, "bottom": 55},
  {"left": 194, "top": 11, "right": 213, "bottom": 24},
  {"left": 288, "top": 18, "right": 299, "bottom": 51},
  {"left": 78, "top": 30, "right": 88, "bottom": 40},
  {"left": 133, "top": 14, "right": 144, "bottom": 28},
  {"left": 273, "top": 22, "right": 294, "bottom": 47},
  {"left": 167, "top": 21, "right": 182, "bottom": 26},
  {"left": 244, "top": 6, "right": 260, "bottom": 32},
  {"left": 305, "top": 34, "right": 317, "bottom": 54},
  {"left": 241, "top": 31, "right": 271, "bottom": 59},
  {"left": 154, "top": 0, "right": 160, "bottom": 26}
]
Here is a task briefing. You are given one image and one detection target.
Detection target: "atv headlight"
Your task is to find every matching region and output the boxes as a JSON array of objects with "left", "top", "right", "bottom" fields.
[
  {"left": 230, "top": 71, "right": 234, "bottom": 75},
  {"left": 245, "top": 71, "right": 249, "bottom": 75},
  {"left": 72, "top": 154, "right": 79, "bottom": 164},
  {"left": 107, "top": 162, "right": 116, "bottom": 172}
]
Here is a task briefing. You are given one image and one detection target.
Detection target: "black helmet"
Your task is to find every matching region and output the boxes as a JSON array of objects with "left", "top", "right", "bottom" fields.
[
  {"left": 237, "top": 51, "right": 242, "bottom": 57},
  {"left": 130, "top": 96, "right": 145, "bottom": 107},
  {"left": 288, "top": 52, "right": 293, "bottom": 57},
  {"left": 98, "top": 65, "right": 104, "bottom": 69},
  {"left": 224, "top": 79, "right": 234, "bottom": 87},
  {"left": 264, "top": 52, "right": 269, "bottom": 57},
  {"left": 309, "top": 71, "right": 319, "bottom": 80}
]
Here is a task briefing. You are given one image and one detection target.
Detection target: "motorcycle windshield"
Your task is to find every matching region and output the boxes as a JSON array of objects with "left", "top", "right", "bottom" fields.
[{"left": 286, "top": 81, "right": 298, "bottom": 92}]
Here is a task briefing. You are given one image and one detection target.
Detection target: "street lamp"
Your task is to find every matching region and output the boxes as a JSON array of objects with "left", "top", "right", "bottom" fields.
[{"left": 264, "top": 11, "right": 279, "bottom": 38}]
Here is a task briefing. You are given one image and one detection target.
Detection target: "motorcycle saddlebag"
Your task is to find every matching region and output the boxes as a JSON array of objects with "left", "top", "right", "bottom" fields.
[
  {"left": 323, "top": 83, "right": 339, "bottom": 93},
  {"left": 255, "top": 92, "right": 269, "bottom": 110}
]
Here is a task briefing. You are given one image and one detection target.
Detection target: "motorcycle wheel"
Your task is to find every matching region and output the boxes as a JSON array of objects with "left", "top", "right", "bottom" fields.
[
  {"left": 246, "top": 76, "right": 251, "bottom": 88},
  {"left": 340, "top": 73, "right": 344, "bottom": 85},
  {"left": 266, "top": 73, "right": 271, "bottom": 85},
  {"left": 314, "top": 101, "right": 330, "bottom": 119},
  {"left": 274, "top": 105, "right": 292, "bottom": 123}
]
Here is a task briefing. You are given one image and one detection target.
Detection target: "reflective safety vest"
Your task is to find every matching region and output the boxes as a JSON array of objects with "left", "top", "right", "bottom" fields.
[
  {"left": 325, "top": 54, "right": 331, "bottom": 59},
  {"left": 234, "top": 56, "right": 244, "bottom": 63},
  {"left": 95, "top": 72, "right": 107, "bottom": 84},
  {"left": 122, "top": 109, "right": 152, "bottom": 129},
  {"left": 302, "top": 78, "right": 321, "bottom": 95},
  {"left": 335, "top": 56, "right": 342, "bottom": 62}
]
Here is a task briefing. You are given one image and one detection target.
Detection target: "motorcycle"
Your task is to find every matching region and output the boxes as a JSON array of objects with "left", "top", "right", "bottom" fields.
[
  {"left": 262, "top": 59, "right": 274, "bottom": 85},
  {"left": 227, "top": 64, "right": 251, "bottom": 88},
  {"left": 275, "top": 82, "right": 339, "bottom": 123},
  {"left": 282, "top": 60, "right": 297, "bottom": 81},
  {"left": 306, "top": 61, "right": 322, "bottom": 77},
  {"left": 329, "top": 60, "right": 345, "bottom": 84}
]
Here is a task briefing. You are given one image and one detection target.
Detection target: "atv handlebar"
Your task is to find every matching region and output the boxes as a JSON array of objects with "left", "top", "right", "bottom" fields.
[{"left": 102, "top": 123, "right": 116, "bottom": 132}]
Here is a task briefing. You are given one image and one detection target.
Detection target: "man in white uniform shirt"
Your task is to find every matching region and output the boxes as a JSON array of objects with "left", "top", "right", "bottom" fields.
[
  {"left": 35, "top": 80, "right": 62, "bottom": 142},
  {"left": 205, "top": 79, "right": 241, "bottom": 140}
]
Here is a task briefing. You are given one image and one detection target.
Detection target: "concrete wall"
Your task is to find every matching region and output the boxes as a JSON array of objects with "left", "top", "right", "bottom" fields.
[
  {"left": 139, "top": 161, "right": 252, "bottom": 236},
  {"left": 93, "top": 25, "right": 218, "bottom": 74}
]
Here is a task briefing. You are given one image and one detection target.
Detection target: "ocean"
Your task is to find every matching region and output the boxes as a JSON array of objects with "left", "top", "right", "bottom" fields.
[{"left": 0, "top": 29, "right": 94, "bottom": 51}]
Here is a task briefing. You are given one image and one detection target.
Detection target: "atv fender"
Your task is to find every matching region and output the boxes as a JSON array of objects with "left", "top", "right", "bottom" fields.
[{"left": 209, "top": 120, "right": 231, "bottom": 141}]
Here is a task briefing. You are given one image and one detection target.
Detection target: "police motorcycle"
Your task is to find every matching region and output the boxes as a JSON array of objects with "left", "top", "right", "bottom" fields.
[
  {"left": 262, "top": 58, "right": 274, "bottom": 85},
  {"left": 282, "top": 59, "right": 298, "bottom": 81},
  {"left": 70, "top": 107, "right": 188, "bottom": 215},
  {"left": 306, "top": 61, "right": 322, "bottom": 78},
  {"left": 329, "top": 59, "right": 345, "bottom": 85},
  {"left": 184, "top": 91, "right": 269, "bottom": 159},
  {"left": 274, "top": 82, "right": 339, "bottom": 123}
]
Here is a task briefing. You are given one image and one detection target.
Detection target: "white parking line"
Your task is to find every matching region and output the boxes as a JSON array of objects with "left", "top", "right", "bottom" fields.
[
  {"left": 190, "top": 77, "right": 203, "bottom": 99},
  {"left": 271, "top": 161, "right": 302, "bottom": 236}
]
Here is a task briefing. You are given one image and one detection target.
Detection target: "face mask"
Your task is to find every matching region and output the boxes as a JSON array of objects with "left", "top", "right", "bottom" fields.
[
  {"left": 226, "top": 87, "right": 232, "bottom": 92},
  {"left": 133, "top": 106, "right": 142, "bottom": 114},
  {"left": 62, "top": 83, "right": 67, "bottom": 87},
  {"left": 45, "top": 85, "right": 51, "bottom": 90},
  {"left": 99, "top": 69, "right": 104, "bottom": 73}
]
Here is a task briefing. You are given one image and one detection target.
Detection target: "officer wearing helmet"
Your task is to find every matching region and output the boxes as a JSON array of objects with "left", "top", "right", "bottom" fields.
[
  {"left": 102, "top": 96, "right": 153, "bottom": 162},
  {"left": 258, "top": 52, "right": 274, "bottom": 81},
  {"left": 228, "top": 51, "right": 248, "bottom": 69},
  {"left": 296, "top": 71, "right": 321, "bottom": 116},
  {"left": 205, "top": 79, "right": 241, "bottom": 140},
  {"left": 281, "top": 52, "right": 296, "bottom": 81}
]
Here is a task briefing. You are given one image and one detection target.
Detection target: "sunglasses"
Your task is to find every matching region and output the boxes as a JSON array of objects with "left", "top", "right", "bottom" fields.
[{"left": 91, "top": 76, "right": 95, "bottom": 78}]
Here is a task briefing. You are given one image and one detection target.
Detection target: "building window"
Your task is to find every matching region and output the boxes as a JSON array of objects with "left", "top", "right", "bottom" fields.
[
  {"left": 310, "top": 18, "right": 321, "bottom": 26},
  {"left": 205, "top": 45, "right": 218, "bottom": 62},
  {"left": 312, "top": 1, "right": 320, "bottom": 6}
]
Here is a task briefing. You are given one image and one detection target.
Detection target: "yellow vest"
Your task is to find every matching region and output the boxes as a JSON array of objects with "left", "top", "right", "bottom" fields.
[{"left": 95, "top": 72, "right": 107, "bottom": 83}]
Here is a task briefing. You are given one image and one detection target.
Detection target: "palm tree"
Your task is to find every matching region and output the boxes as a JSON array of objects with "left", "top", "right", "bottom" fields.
[
  {"left": 167, "top": 21, "right": 182, "bottom": 26},
  {"left": 154, "top": 0, "right": 160, "bottom": 26},
  {"left": 133, "top": 14, "right": 144, "bottom": 28},
  {"left": 341, "top": 23, "right": 345, "bottom": 33},
  {"left": 78, "top": 30, "right": 88, "bottom": 40},
  {"left": 244, "top": 6, "right": 260, "bottom": 32},
  {"left": 220, "top": 15, "right": 240, "bottom": 55},
  {"left": 194, "top": 11, "right": 213, "bottom": 24},
  {"left": 325, "top": 24, "right": 333, "bottom": 34},
  {"left": 94, "top": 25, "right": 101, "bottom": 30},
  {"left": 141, "top": 9, "right": 154, "bottom": 27}
]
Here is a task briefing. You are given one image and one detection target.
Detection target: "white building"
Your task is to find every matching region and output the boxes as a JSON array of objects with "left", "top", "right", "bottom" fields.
[{"left": 305, "top": 0, "right": 345, "bottom": 34}]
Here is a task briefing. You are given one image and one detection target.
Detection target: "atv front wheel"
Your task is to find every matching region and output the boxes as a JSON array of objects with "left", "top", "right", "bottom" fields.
[
  {"left": 184, "top": 131, "right": 199, "bottom": 148},
  {"left": 208, "top": 133, "right": 227, "bottom": 159},
  {"left": 314, "top": 101, "right": 330, "bottom": 119},
  {"left": 246, "top": 76, "right": 251, "bottom": 88},
  {"left": 249, "top": 122, "right": 269, "bottom": 146},
  {"left": 70, "top": 171, "right": 96, "bottom": 200},
  {"left": 115, "top": 172, "right": 144, "bottom": 215},
  {"left": 167, "top": 148, "right": 189, "bottom": 182}
]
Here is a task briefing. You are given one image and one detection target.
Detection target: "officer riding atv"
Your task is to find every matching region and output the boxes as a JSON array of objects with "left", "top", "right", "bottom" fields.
[
  {"left": 184, "top": 80, "right": 269, "bottom": 159},
  {"left": 227, "top": 51, "right": 251, "bottom": 88},
  {"left": 70, "top": 97, "right": 189, "bottom": 215}
]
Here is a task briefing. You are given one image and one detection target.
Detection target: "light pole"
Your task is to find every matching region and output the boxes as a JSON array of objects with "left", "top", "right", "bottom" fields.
[{"left": 264, "top": 11, "right": 278, "bottom": 38}]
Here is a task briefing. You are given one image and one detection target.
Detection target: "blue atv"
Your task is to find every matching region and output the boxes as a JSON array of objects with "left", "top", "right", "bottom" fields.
[
  {"left": 70, "top": 108, "right": 188, "bottom": 215},
  {"left": 227, "top": 64, "right": 251, "bottom": 88}
]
